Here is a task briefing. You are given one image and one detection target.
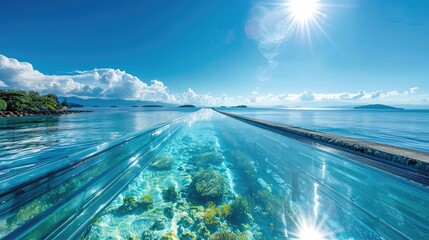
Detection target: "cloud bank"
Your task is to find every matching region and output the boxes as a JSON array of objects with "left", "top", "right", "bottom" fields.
[
  {"left": 0, "top": 54, "right": 425, "bottom": 106},
  {"left": 247, "top": 87, "right": 422, "bottom": 105}
]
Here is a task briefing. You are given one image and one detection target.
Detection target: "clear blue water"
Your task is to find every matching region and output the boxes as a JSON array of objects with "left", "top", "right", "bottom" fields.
[
  {"left": 0, "top": 107, "right": 197, "bottom": 177},
  {"left": 220, "top": 108, "right": 429, "bottom": 153},
  {"left": 1, "top": 109, "right": 428, "bottom": 239},
  {"left": 83, "top": 110, "right": 429, "bottom": 239}
]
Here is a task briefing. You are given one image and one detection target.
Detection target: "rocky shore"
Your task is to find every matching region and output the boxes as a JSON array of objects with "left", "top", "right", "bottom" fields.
[{"left": 0, "top": 109, "right": 93, "bottom": 118}]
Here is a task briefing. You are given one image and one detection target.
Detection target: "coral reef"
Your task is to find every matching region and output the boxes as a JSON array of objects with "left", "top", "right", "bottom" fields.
[
  {"left": 191, "top": 152, "right": 223, "bottom": 169},
  {"left": 161, "top": 231, "right": 178, "bottom": 240},
  {"left": 229, "top": 195, "right": 250, "bottom": 224},
  {"left": 140, "top": 193, "right": 154, "bottom": 209},
  {"left": 190, "top": 171, "right": 227, "bottom": 202},
  {"left": 118, "top": 196, "right": 138, "bottom": 213},
  {"left": 210, "top": 231, "right": 236, "bottom": 240}
]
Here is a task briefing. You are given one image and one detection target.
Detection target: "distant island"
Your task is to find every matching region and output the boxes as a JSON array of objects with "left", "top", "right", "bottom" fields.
[
  {"left": 142, "top": 105, "right": 163, "bottom": 107},
  {"left": 354, "top": 104, "right": 404, "bottom": 110},
  {"left": 0, "top": 90, "right": 91, "bottom": 118},
  {"left": 57, "top": 96, "right": 177, "bottom": 108},
  {"left": 233, "top": 105, "right": 247, "bottom": 108},
  {"left": 178, "top": 105, "right": 195, "bottom": 108}
]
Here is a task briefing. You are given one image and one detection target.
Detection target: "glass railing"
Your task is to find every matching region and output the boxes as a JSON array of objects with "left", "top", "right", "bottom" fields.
[
  {"left": 81, "top": 109, "right": 429, "bottom": 239},
  {"left": 0, "top": 115, "right": 186, "bottom": 239}
]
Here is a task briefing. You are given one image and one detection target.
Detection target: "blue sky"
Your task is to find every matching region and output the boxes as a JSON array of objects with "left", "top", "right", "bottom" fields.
[{"left": 0, "top": 0, "right": 428, "bottom": 106}]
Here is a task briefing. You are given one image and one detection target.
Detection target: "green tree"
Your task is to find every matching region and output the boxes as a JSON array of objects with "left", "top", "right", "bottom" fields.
[
  {"left": 0, "top": 99, "right": 7, "bottom": 111},
  {"left": 0, "top": 90, "right": 60, "bottom": 111}
]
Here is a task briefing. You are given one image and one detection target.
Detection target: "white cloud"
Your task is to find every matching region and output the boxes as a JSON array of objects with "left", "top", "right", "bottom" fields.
[
  {"left": 246, "top": 88, "right": 423, "bottom": 105},
  {"left": 0, "top": 55, "right": 175, "bottom": 102},
  {"left": 1, "top": 54, "right": 425, "bottom": 106},
  {"left": 174, "top": 88, "right": 229, "bottom": 106},
  {"left": 0, "top": 54, "right": 235, "bottom": 105}
]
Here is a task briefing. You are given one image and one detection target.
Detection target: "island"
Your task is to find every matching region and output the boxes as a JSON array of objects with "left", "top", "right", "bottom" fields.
[
  {"left": 354, "top": 104, "right": 404, "bottom": 110},
  {"left": 142, "top": 105, "right": 164, "bottom": 107},
  {"left": 178, "top": 105, "right": 195, "bottom": 108},
  {"left": 0, "top": 90, "right": 92, "bottom": 118},
  {"left": 233, "top": 105, "right": 247, "bottom": 108}
]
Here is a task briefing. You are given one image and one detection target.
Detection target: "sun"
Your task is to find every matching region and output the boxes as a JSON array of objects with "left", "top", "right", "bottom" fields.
[
  {"left": 288, "top": 0, "right": 320, "bottom": 22},
  {"left": 280, "top": 0, "right": 330, "bottom": 44}
]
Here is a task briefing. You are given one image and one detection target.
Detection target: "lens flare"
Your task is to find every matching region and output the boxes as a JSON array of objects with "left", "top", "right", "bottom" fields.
[
  {"left": 291, "top": 215, "right": 330, "bottom": 240},
  {"left": 289, "top": 0, "right": 320, "bottom": 22}
]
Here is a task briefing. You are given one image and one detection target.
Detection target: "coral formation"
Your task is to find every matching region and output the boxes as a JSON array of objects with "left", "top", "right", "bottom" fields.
[
  {"left": 119, "top": 196, "right": 138, "bottom": 213},
  {"left": 210, "top": 231, "right": 236, "bottom": 240},
  {"left": 141, "top": 193, "right": 154, "bottom": 209},
  {"left": 160, "top": 231, "right": 178, "bottom": 240},
  {"left": 191, "top": 152, "right": 223, "bottom": 169},
  {"left": 190, "top": 171, "right": 227, "bottom": 202},
  {"left": 230, "top": 195, "right": 250, "bottom": 224}
]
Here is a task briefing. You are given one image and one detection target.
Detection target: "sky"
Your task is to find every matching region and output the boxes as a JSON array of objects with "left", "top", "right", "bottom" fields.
[{"left": 0, "top": 0, "right": 428, "bottom": 106}]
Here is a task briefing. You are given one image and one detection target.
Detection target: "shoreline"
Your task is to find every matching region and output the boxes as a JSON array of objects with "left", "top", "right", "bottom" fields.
[{"left": 0, "top": 109, "right": 93, "bottom": 118}]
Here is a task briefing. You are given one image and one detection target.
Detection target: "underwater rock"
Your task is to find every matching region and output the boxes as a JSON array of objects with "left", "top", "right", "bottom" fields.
[
  {"left": 178, "top": 215, "right": 194, "bottom": 227},
  {"left": 141, "top": 230, "right": 156, "bottom": 240},
  {"left": 150, "top": 156, "right": 174, "bottom": 170},
  {"left": 181, "top": 231, "right": 197, "bottom": 240},
  {"left": 163, "top": 186, "right": 179, "bottom": 202},
  {"left": 151, "top": 218, "right": 167, "bottom": 230},
  {"left": 164, "top": 206, "right": 174, "bottom": 219},
  {"left": 190, "top": 171, "right": 227, "bottom": 202},
  {"left": 191, "top": 152, "right": 223, "bottom": 169}
]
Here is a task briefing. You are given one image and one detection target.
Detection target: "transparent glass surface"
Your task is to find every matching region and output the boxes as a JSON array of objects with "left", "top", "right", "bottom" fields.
[
  {"left": 83, "top": 109, "right": 429, "bottom": 240},
  {"left": 220, "top": 108, "right": 429, "bottom": 152},
  {"left": 0, "top": 108, "right": 197, "bottom": 177}
]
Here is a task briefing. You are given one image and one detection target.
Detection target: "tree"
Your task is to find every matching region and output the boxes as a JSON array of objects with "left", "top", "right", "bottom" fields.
[
  {"left": 0, "top": 99, "right": 7, "bottom": 111},
  {"left": 0, "top": 90, "right": 60, "bottom": 111}
]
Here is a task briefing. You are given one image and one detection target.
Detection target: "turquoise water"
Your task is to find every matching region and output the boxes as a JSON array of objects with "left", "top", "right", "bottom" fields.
[
  {"left": 220, "top": 108, "right": 429, "bottom": 152},
  {"left": 0, "top": 107, "right": 197, "bottom": 176},
  {"left": 82, "top": 110, "right": 429, "bottom": 239},
  {"left": 1, "top": 108, "right": 428, "bottom": 239}
]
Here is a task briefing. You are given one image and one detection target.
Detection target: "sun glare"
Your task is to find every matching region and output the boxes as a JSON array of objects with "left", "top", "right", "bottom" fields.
[
  {"left": 280, "top": 0, "right": 332, "bottom": 45},
  {"left": 289, "top": 0, "right": 320, "bottom": 22}
]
